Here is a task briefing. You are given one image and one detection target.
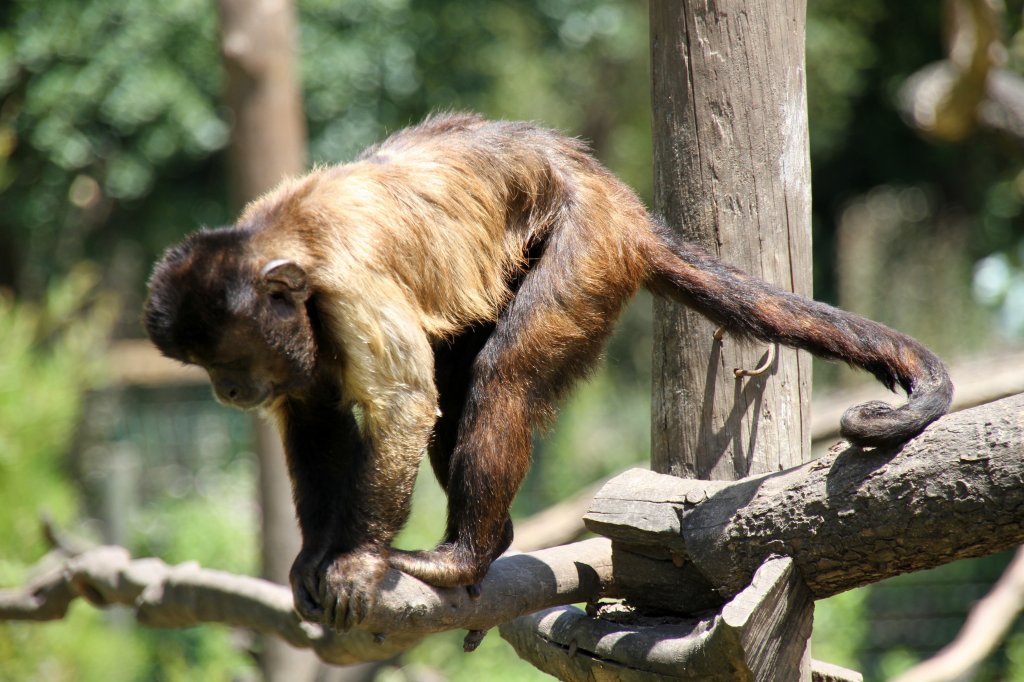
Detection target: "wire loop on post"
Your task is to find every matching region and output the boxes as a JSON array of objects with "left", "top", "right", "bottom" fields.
[{"left": 712, "top": 327, "right": 777, "bottom": 378}]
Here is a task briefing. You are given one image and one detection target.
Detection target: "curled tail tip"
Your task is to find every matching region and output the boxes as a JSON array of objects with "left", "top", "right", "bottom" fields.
[
  {"left": 842, "top": 350, "right": 954, "bottom": 447},
  {"left": 839, "top": 381, "right": 953, "bottom": 448},
  {"left": 840, "top": 401, "right": 917, "bottom": 447}
]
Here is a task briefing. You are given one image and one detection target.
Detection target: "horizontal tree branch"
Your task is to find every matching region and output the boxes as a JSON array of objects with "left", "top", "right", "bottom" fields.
[
  {"left": 586, "top": 394, "right": 1024, "bottom": 604},
  {"left": 6, "top": 395, "right": 1020, "bottom": 672},
  {"left": 0, "top": 538, "right": 614, "bottom": 665}
]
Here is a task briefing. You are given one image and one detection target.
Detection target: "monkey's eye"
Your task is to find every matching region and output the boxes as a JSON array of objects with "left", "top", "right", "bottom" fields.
[
  {"left": 210, "top": 358, "right": 249, "bottom": 372},
  {"left": 268, "top": 290, "right": 295, "bottom": 317}
]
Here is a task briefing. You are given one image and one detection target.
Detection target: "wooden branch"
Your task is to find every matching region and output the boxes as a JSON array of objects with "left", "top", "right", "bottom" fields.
[
  {"left": 811, "top": 661, "right": 863, "bottom": 682},
  {"left": 898, "top": 0, "right": 1001, "bottom": 141},
  {"left": 898, "top": 0, "right": 1024, "bottom": 144},
  {"left": 510, "top": 351, "right": 1024, "bottom": 556},
  {"left": 586, "top": 394, "right": 1024, "bottom": 604},
  {"left": 892, "top": 545, "right": 1024, "bottom": 682},
  {"left": 0, "top": 539, "right": 614, "bottom": 665},
  {"left": 517, "top": 352, "right": 1024, "bottom": 559},
  {"left": 976, "top": 69, "right": 1024, "bottom": 142}
]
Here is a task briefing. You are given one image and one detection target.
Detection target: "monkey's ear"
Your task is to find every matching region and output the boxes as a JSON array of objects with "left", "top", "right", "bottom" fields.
[{"left": 260, "top": 259, "right": 310, "bottom": 302}]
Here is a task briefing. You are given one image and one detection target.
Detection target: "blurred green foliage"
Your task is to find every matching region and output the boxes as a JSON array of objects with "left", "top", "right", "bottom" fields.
[
  {"left": 812, "top": 590, "right": 868, "bottom": 671},
  {"left": 0, "top": 271, "right": 259, "bottom": 681},
  {"left": 861, "top": 550, "right": 1024, "bottom": 681},
  {"left": 0, "top": 0, "right": 228, "bottom": 296},
  {"left": 0, "top": 265, "right": 114, "bottom": 568},
  {"left": 0, "top": 269, "right": 124, "bottom": 680}
]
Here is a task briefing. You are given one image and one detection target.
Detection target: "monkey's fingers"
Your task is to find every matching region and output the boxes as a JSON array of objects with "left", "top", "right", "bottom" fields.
[
  {"left": 347, "top": 588, "right": 372, "bottom": 631},
  {"left": 319, "top": 582, "right": 373, "bottom": 632},
  {"left": 321, "top": 580, "right": 352, "bottom": 632},
  {"left": 292, "top": 575, "right": 324, "bottom": 622},
  {"left": 323, "top": 593, "right": 344, "bottom": 632}
]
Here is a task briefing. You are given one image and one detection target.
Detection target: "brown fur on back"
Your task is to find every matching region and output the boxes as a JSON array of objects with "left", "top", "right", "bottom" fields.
[{"left": 237, "top": 113, "right": 649, "bottom": 338}]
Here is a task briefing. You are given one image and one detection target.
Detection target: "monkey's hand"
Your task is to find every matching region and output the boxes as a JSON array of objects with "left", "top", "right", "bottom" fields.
[{"left": 290, "top": 546, "right": 389, "bottom": 631}]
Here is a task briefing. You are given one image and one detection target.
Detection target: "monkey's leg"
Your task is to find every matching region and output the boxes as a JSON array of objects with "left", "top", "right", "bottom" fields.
[
  {"left": 390, "top": 229, "right": 640, "bottom": 588},
  {"left": 427, "top": 324, "right": 495, "bottom": 490}
]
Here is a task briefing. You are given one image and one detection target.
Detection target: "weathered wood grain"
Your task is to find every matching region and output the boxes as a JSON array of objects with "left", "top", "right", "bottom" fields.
[
  {"left": 499, "top": 557, "right": 812, "bottom": 681},
  {"left": 650, "top": 0, "right": 813, "bottom": 480}
]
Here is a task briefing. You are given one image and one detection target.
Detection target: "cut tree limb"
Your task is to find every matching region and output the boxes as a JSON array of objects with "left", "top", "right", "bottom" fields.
[
  {"left": 4, "top": 396, "right": 1022, "bottom": 669},
  {"left": 586, "top": 394, "right": 1024, "bottom": 604}
]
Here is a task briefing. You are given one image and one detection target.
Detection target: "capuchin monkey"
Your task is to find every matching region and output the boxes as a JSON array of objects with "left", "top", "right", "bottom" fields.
[{"left": 144, "top": 113, "right": 953, "bottom": 631}]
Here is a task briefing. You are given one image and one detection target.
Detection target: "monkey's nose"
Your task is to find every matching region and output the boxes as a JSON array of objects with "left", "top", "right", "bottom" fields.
[{"left": 214, "top": 379, "right": 248, "bottom": 407}]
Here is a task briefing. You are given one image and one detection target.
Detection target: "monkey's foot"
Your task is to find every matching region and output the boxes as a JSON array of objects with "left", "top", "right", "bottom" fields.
[
  {"left": 290, "top": 548, "right": 388, "bottom": 632},
  {"left": 388, "top": 544, "right": 488, "bottom": 591}
]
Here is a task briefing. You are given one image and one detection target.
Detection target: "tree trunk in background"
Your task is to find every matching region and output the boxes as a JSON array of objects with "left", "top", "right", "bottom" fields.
[
  {"left": 216, "top": 2, "right": 317, "bottom": 680},
  {"left": 649, "top": 1, "right": 813, "bottom": 481},
  {"left": 219, "top": 0, "right": 306, "bottom": 204}
]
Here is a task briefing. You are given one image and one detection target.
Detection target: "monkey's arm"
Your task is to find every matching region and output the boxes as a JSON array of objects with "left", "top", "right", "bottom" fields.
[
  {"left": 297, "top": 288, "right": 438, "bottom": 631},
  {"left": 332, "top": 291, "right": 439, "bottom": 534},
  {"left": 277, "top": 394, "right": 374, "bottom": 626}
]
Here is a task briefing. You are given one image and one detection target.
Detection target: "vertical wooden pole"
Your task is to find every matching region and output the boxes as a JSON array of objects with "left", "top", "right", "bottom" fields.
[
  {"left": 649, "top": 3, "right": 814, "bottom": 678},
  {"left": 649, "top": 0, "right": 813, "bottom": 481},
  {"left": 219, "top": 0, "right": 307, "bottom": 203}
]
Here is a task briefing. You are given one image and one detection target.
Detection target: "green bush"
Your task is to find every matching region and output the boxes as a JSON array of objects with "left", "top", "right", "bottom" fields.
[
  {"left": 0, "top": 266, "right": 115, "bottom": 568},
  {"left": 0, "top": 267, "right": 123, "bottom": 680}
]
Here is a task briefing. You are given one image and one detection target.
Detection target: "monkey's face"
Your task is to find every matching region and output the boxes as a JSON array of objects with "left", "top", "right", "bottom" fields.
[
  {"left": 206, "top": 362, "right": 274, "bottom": 409},
  {"left": 145, "top": 229, "right": 319, "bottom": 410},
  {"left": 199, "top": 259, "right": 319, "bottom": 411},
  {"left": 202, "top": 324, "right": 291, "bottom": 410}
]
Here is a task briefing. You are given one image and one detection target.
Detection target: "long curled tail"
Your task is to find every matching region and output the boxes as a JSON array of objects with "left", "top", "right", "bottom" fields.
[{"left": 644, "top": 221, "right": 953, "bottom": 447}]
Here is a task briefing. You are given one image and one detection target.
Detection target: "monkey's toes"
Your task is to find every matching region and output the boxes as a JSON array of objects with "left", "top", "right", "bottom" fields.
[{"left": 389, "top": 546, "right": 487, "bottom": 588}]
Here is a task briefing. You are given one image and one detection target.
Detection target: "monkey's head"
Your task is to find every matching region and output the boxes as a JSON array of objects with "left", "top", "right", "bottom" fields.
[{"left": 144, "top": 228, "right": 318, "bottom": 410}]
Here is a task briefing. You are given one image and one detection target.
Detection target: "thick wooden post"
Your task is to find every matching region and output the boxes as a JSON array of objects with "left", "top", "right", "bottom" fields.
[
  {"left": 650, "top": 0, "right": 813, "bottom": 480},
  {"left": 648, "top": 3, "right": 814, "bottom": 678}
]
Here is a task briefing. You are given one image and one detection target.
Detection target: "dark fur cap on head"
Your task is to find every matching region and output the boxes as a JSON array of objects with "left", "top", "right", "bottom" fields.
[{"left": 143, "top": 227, "right": 252, "bottom": 362}]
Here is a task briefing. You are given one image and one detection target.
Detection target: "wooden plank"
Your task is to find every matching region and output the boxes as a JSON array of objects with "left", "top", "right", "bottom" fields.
[{"left": 650, "top": 0, "right": 813, "bottom": 480}]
